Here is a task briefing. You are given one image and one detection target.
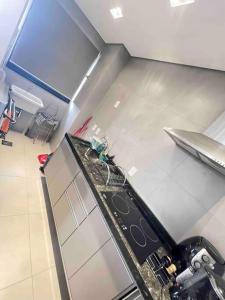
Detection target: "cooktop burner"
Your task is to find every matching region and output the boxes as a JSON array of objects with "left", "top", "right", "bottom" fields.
[{"left": 101, "top": 191, "right": 162, "bottom": 265}]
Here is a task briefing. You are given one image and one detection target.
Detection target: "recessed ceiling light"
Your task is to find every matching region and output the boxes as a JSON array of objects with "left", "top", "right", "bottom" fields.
[
  {"left": 110, "top": 7, "right": 123, "bottom": 19},
  {"left": 170, "top": 0, "right": 195, "bottom": 7}
]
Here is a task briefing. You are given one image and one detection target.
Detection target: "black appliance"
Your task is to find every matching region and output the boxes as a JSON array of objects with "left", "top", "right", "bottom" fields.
[
  {"left": 101, "top": 191, "right": 162, "bottom": 265},
  {"left": 170, "top": 237, "right": 225, "bottom": 299}
]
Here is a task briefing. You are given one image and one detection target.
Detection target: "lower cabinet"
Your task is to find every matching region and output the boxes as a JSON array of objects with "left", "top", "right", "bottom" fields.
[
  {"left": 45, "top": 138, "right": 80, "bottom": 206},
  {"left": 68, "top": 239, "right": 134, "bottom": 300},
  {"left": 53, "top": 192, "right": 78, "bottom": 245},
  {"left": 45, "top": 145, "right": 63, "bottom": 187},
  {"left": 74, "top": 172, "right": 97, "bottom": 214},
  {"left": 46, "top": 137, "right": 136, "bottom": 300},
  {"left": 62, "top": 207, "right": 111, "bottom": 278},
  {"left": 66, "top": 181, "right": 87, "bottom": 226}
]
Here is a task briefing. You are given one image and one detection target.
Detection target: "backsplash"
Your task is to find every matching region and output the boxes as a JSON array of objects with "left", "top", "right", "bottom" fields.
[{"left": 82, "top": 58, "right": 225, "bottom": 257}]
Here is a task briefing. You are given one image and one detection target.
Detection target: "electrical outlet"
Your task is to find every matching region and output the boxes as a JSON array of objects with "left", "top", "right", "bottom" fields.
[
  {"left": 114, "top": 101, "right": 121, "bottom": 108},
  {"left": 92, "top": 124, "right": 98, "bottom": 131},
  {"left": 128, "top": 166, "right": 138, "bottom": 177},
  {"left": 95, "top": 128, "right": 101, "bottom": 135}
]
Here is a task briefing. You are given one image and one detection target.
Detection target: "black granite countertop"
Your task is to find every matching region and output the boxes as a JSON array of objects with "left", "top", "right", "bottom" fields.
[{"left": 66, "top": 134, "right": 175, "bottom": 300}]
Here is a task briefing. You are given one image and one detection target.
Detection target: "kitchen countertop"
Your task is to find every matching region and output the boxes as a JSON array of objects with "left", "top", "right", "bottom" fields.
[{"left": 66, "top": 134, "right": 174, "bottom": 300}]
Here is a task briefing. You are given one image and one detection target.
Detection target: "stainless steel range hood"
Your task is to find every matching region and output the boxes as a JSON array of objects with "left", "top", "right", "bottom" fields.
[{"left": 164, "top": 127, "right": 225, "bottom": 176}]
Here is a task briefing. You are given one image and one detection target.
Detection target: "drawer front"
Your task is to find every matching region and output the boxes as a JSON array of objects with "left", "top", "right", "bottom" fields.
[
  {"left": 69, "top": 239, "right": 133, "bottom": 300},
  {"left": 67, "top": 181, "right": 87, "bottom": 225},
  {"left": 62, "top": 207, "right": 111, "bottom": 278},
  {"left": 74, "top": 173, "right": 97, "bottom": 214},
  {"left": 53, "top": 193, "right": 78, "bottom": 245}
]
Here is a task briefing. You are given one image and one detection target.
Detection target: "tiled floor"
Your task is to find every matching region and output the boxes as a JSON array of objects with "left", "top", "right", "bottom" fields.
[{"left": 0, "top": 131, "right": 61, "bottom": 300}]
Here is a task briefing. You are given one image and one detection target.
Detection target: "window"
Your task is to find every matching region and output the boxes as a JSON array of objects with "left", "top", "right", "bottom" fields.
[{"left": 7, "top": 0, "right": 99, "bottom": 103}]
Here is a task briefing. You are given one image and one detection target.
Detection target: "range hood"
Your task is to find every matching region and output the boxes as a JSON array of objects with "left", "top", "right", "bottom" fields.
[{"left": 164, "top": 127, "right": 225, "bottom": 176}]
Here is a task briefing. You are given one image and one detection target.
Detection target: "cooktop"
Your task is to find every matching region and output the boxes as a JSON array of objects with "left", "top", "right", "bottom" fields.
[{"left": 101, "top": 190, "right": 162, "bottom": 265}]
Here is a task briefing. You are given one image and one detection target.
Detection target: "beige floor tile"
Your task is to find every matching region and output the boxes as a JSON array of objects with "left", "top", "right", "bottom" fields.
[
  {"left": 27, "top": 178, "right": 44, "bottom": 214},
  {"left": 0, "top": 215, "right": 31, "bottom": 289},
  {"left": 25, "top": 139, "right": 50, "bottom": 157},
  {"left": 24, "top": 139, "right": 50, "bottom": 178},
  {"left": 33, "top": 268, "right": 61, "bottom": 300},
  {"left": 0, "top": 176, "right": 28, "bottom": 216},
  {"left": 25, "top": 154, "right": 42, "bottom": 178},
  {"left": 0, "top": 131, "right": 58, "bottom": 297},
  {"left": 29, "top": 213, "right": 55, "bottom": 276},
  {"left": 0, "top": 278, "right": 33, "bottom": 300},
  {"left": 0, "top": 148, "right": 26, "bottom": 177},
  {"left": 0, "top": 131, "right": 26, "bottom": 153}
]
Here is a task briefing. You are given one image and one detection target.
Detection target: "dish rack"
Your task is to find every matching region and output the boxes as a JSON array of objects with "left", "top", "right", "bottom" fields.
[{"left": 26, "top": 111, "right": 59, "bottom": 143}]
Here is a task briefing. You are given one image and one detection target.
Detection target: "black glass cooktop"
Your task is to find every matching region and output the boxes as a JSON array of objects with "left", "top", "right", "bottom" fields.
[{"left": 101, "top": 191, "right": 162, "bottom": 265}]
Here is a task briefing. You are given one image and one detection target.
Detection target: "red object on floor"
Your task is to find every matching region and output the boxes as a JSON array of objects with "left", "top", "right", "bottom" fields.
[{"left": 38, "top": 154, "right": 49, "bottom": 165}]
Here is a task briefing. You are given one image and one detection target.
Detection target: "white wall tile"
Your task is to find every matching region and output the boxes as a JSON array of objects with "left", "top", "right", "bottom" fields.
[
  {"left": 179, "top": 211, "right": 225, "bottom": 259},
  {"left": 84, "top": 58, "right": 225, "bottom": 246},
  {"left": 171, "top": 156, "right": 225, "bottom": 210},
  {"left": 145, "top": 177, "right": 207, "bottom": 241}
]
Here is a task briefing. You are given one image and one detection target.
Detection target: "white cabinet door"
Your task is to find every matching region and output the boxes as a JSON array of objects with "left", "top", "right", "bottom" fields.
[
  {"left": 46, "top": 138, "right": 80, "bottom": 205},
  {"left": 74, "top": 172, "right": 97, "bottom": 214},
  {"left": 45, "top": 145, "right": 63, "bottom": 187},
  {"left": 61, "top": 139, "right": 80, "bottom": 175},
  {"left": 67, "top": 181, "right": 87, "bottom": 226},
  {"left": 62, "top": 207, "right": 111, "bottom": 278},
  {"left": 69, "top": 239, "right": 133, "bottom": 300},
  {"left": 53, "top": 192, "right": 78, "bottom": 245}
]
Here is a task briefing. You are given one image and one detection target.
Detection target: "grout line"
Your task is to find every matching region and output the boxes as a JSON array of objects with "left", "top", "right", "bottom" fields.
[
  {"left": 25, "top": 177, "right": 39, "bottom": 300},
  {"left": 0, "top": 211, "right": 46, "bottom": 217},
  {"left": 0, "top": 214, "right": 29, "bottom": 218},
  {"left": 170, "top": 175, "right": 211, "bottom": 211},
  {"left": 32, "top": 265, "right": 56, "bottom": 279},
  {"left": 0, "top": 174, "right": 27, "bottom": 179},
  {"left": 0, "top": 267, "right": 55, "bottom": 293},
  {"left": 0, "top": 211, "right": 46, "bottom": 218},
  {"left": 68, "top": 238, "right": 111, "bottom": 279},
  {"left": 0, "top": 276, "right": 32, "bottom": 292},
  {"left": 27, "top": 205, "right": 34, "bottom": 300}
]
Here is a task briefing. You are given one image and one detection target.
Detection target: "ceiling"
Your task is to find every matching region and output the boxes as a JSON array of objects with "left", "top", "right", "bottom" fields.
[{"left": 75, "top": 0, "right": 225, "bottom": 71}]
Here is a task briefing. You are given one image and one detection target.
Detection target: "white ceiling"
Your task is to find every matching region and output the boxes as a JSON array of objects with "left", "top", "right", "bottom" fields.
[{"left": 75, "top": 0, "right": 225, "bottom": 71}]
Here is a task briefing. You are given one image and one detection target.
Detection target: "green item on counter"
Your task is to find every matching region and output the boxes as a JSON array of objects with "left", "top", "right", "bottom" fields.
[
  {"left": 91, "top": 137, "right": 106, "bottom": 154},
  {"left": 99, "top": 151, "right": 109, "bottom": 162}
]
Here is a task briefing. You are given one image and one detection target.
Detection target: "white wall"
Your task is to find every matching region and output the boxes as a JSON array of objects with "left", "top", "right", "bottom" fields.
[
  {"left": 0, "top": 0, "right": 28, "bottom": 66},
  {"left": 57, "top": 0, "right": 104, "bottom": 51},
  {"left": 82, "top": 58, "right": 225, "bottom": 257},
  {"left": 50, "top": 44, "right": 130, "bottom": 151},
  {"left": 76, "top": 0, "right": 225, "bottom": 72}
]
